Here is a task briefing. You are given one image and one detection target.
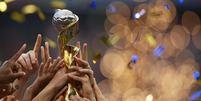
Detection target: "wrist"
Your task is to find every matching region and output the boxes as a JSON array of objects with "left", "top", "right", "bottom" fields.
[
  {"left": 88, "top": 94, "right": 96, "bottom": 101},
  {"left": 29, "top": 79, "right": 43, "bottom": 95},
  {"left": 39, "top": 85, "right": 58, "bottom": 101}
]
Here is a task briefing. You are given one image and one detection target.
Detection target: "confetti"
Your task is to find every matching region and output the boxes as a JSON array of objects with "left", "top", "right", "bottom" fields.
[
  {"left": 107, "top": 5, "right": 116, "bottom": 13},
  {"left": 178, "top": 0, "right": 184, "bottom": 4},
  {"left": 133, "top": 9, "right": 146, "bottom": 19},
  {"left": 44, "top": 37, "right": 57, "bottom": 48},
  {"left": 92, "top": 0, "right": 97, "bottom": 10},
  {"left": 4, "top": 0, "right": 15, "bottom": 3},
  {"left": 21, "top": 4, "right": 38, "bottom": 14},
  {"left": 50, "top": 1, "right": 67, "bottom": 9},
  {"left": 10, "top": 12, "right": 25, "bottom": 23},
  {"left": 100, "top": 35, "right": 118, "bottom": 47},
  {"left": 190, "top": 90, "right": 201, "bottom": 101},
  {"left": 133, "top": 31, "right": 141, "bottom": 44},
  {"left": 194, "top": 71, "right": 200, "bottom": 80},
  {"left": 37, "top": 8, "right": 45, "bottom": 20},
  {"left": 153, "top": 45, "right": 164, "bottom": 57},
  {"left": 100, "top": 36, "right": 112, "bottom": 47},
  {"left": 133, "top": 13, "right": 140, "bottom": 19},
  {"left": 132, "top": 55, "right": 138, "bottom": 63},
  {"left": 146, "top": 34, "right": 157, "bottom": 47},
  {"left": 149, "top": 11, "right": 162, "bottom": 17},
  {"left": 165, "top": 5, "right": 169, "bottom": 10},
  {"left": 192, "top": 80, "right": 201, "bottom": 85},
  {"left": 92, "top": 52, "right": 101, "bottom": 64},
  {"left": 0, "top": 1, "right": 7, "bottom": 12},
  {"left": 139, "top": 9, "right": 146, "bottom": 16}
]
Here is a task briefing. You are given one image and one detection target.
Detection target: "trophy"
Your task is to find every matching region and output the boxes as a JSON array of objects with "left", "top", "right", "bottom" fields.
[{"left": 52, "top": 9, "right": 80, "bottom": 101}]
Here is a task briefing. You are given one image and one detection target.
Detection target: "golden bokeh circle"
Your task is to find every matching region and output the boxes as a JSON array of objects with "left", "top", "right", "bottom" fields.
[
  {"left": 109, "top": 24, "right": 132, "bottom": 49},
  {"left": 175, "top": 48, "right": 195, "bottom": 68},
  {"left": 182, "top": 11, "right": 201, "bottom": 34},
  {"left": 107, "top": 14, "right": 128, "bottom": 25},
  {"left": 97, "top": 79, "right": 111, "bottom": 94},
  {"left": 170, "top": 25, "right": 190, "bottom": 50},
  {"left": 100, "top": 47, "right": 126, "bottom": 78},
  {"left": 106, "top": 1, "right": 130, "bottom": 21},
  {"left": 160, "top": 34, "right": 176, "bottom": 59},
  {"left": 192, "top": 28, "right": 201, "bottom": 50}
]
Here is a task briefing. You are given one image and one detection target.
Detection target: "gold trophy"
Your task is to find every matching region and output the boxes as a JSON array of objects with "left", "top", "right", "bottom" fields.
[{"left": 52, "top": 9, "right": 80, "bottom": 101}]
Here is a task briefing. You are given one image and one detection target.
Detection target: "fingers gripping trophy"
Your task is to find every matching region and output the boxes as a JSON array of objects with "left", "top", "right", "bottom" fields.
[{"left": 52, "top": 9, "right": 80, "bottom": 101}]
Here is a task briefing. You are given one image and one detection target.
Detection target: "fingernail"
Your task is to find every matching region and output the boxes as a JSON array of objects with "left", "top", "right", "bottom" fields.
[
  {"left": 70, "top": 95, "right": 75, "bottom": 99},
  {"left": 32, "top": 60, "right": 35, "bottom": 64},
  {"left": 75, "top": 95, "right": 80, "bottom": 98},
  {"left": 29, "top": 67, "right": 33, "bottom": 70},
  {"left": 23, "top": 72, "right": 26, "bottom": 75},
  {"left": 83, "top": 98, "right": 88, "bottom": 100}
]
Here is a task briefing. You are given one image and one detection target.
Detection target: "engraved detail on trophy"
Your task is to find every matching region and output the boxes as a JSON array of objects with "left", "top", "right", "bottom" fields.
[{"left": 52, "top": 9, "right": 80, "bottom": 101}]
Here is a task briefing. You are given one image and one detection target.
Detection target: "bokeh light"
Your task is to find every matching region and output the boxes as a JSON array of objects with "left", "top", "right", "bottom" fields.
[
  {"left": 194, "top": 71, "right": 200, "bottom": 80},
  {"left": 1, "top": 0, "right": 201, "bottom": 100},
  {"left": 50, "top": 1, "right": 67, "bottom": 9},
  {"left": 10, "top": 12, "right": 25, "bottom": 23},
  {"left": 4, "top": 0, "right": 15, "bottom": 3},
  {"left": 21, "top": 5, "right": 38, "bottom": 14},
  {"left": 0, "top": 1, "right": 7, "bottom": 12}
]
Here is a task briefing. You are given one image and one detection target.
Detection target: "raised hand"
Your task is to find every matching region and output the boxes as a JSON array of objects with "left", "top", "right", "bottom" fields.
[
  {"left": 16, "top": 34, "right": 41, "bottom": 77},
  {"left": 34, "top": 42, "right": 64, "bottom": 92},
  {"left": 67, "top": 66, "right": 95, "bottom": 101},
  {"left": 76, "top": 42, "right": 88, "bottom": 61},
  {"left": 0, "top": 44, "right": 26, "bottom": 84},
  {"left": 74, "top": 42, "right": 107, "bottom": 101},
  {"left": 0, "top": 44, "right": 26, "bottom": 99},
  {"left": 22, "top": 42, "right": 64, "bottom": 101},
  {"left": 73, "top": 57, "right": 94, "bottom": 86},
  {"left": 11, "top": 34, "right": 41, "bottom": 100},
  {"left": 32, "top": 68, "right": 79, "bottom": 101}
]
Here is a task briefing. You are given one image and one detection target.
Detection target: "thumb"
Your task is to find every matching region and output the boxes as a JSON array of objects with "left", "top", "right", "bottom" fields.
[{"left": 10, "top": 72, "right": 26, "bottom": 80}]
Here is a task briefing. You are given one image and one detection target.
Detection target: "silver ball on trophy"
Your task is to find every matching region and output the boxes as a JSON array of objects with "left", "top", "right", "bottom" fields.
[{"left": 52, "top": 9, "right": 76, "bottom": 32}]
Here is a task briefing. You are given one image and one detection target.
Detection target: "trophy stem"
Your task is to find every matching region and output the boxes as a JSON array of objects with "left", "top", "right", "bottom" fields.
[{"left": 64, "top": 82, "right": 79, "bottom": 101}]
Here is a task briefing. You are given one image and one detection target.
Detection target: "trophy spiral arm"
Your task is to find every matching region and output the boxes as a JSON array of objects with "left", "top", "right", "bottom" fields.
[{"left": 52, "top": 9, "right": 80, "bottom": 101}]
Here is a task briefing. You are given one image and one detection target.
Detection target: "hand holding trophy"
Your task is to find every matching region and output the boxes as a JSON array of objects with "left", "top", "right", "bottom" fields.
[{"left": 52, "top": 9, "right": 80, "bottom": 101}]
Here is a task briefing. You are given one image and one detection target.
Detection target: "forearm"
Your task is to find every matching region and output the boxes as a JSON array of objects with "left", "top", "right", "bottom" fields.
[
  {"left": 88, "top": 93, "right": 96, "bottom": 101},
  {"left": 22, "top": 86, "right": 37, "bottom": 101},
  {"left": 11, "top": 76, "right": 29, "bottom": 100},
  {"left": 22, "top": 79, "right": 45, "bottom": 101},
  {"left": 32, "top": 86, "right": 58, "bottom": 101}
]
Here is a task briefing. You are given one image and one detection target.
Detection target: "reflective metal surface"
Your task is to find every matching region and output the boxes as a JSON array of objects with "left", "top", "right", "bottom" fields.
[{"left": 52, "top": 9, "right": 80, "bottom": 101}]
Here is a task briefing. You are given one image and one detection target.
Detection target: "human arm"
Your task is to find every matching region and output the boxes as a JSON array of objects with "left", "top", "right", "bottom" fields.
[
  {"left": 32, "top": 68, "right": 79, "bottom": 101},
  {"left": 22, "top": 42, "right": 64, "bottom": 101},
  {"left": 11, "top": 34, "right": 42, "bottom": 100},
  {"left": 0, "top": 44, "right": 26, "bottom": 99}
]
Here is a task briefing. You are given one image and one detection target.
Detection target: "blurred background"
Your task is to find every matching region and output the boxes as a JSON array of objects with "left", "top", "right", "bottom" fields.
[{"left": 0, "top": 0, "right": 201, "bottom": 100}]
